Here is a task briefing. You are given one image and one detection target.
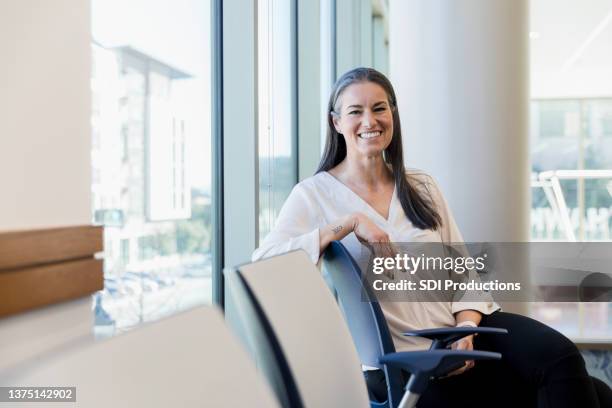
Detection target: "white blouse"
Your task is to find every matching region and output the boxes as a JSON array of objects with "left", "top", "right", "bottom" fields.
[{"left": 252, "top": 170, "right": 500, "bottom": 352}]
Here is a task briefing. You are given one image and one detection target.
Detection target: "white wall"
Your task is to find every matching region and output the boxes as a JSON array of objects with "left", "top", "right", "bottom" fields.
[{"left": 0, "top": 0, "right": 91, "bottom": 231}]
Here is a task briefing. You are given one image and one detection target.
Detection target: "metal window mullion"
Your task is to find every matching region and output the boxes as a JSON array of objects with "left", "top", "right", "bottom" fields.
[
  {"left": 268, "top": 0, "right": 274, "bottom": 238},
  {"left": 221, "top": 0, "right": 259, "bottom": 301},
  {"left": 211, "top": 0, "right": 224, "bottom": 306},
  {"left": 320, "top": 0, "right": 336, "bottom": 153},
  {"left": 296, "top": 0, "right": 302, "bottom": 179},
  {"left": 297, "top": 0, "right": 321, "bottom": 179}
]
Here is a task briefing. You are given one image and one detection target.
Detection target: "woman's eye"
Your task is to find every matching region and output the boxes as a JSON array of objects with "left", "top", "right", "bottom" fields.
[
  {"left": 375, "top": 107, "right": 387, "bottom": 112},
  {"left": 348, "top": 110, "right": 360, "bottom": 115}
]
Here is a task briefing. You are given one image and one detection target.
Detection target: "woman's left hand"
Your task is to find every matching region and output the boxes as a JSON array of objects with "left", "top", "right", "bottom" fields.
[{"left": 447, "top": 335, "right": 475, "bottom": 376}]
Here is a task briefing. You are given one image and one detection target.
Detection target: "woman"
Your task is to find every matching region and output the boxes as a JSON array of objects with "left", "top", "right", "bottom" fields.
[{"left": 253, "top": 67, "right": 610, "bottom": 407}]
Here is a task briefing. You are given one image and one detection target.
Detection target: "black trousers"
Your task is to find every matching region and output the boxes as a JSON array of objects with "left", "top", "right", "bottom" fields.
[{"left": 364, "top": 311, "right": 612, "bottom": 408}]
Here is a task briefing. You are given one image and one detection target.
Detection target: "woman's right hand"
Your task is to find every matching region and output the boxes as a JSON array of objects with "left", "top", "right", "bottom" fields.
[
  {"left": 352, "top": 212, "right": 390, "bottom": 244},
  {"left": 319, "top": 212, "right": 393, "bottom": 256}
]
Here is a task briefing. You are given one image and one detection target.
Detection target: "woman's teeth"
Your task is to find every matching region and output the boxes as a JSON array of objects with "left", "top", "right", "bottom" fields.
[{"left": 359, "top": 131, "right": 381, "bottom": 139}]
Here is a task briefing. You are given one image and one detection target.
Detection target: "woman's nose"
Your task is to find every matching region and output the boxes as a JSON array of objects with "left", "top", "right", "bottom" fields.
[{"left": 362, "top": 111, "right": 375, "bottom": 128}]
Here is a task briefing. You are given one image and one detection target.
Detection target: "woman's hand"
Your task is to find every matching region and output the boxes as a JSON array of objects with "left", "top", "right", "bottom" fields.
[
  {"left": 319, "top": 212, "right": 394, "bottom": 257},
  {"left": 352, "top": 213, "right": 397, "bottom": 260},
  {"left": 352, "top": 212, "right": 390, "bottom": 244},
  {"left": 446, "top": 312, "right": 481, "bottom": 376},
  {"left": 447, "top": 335, "right": 475, "bottom": 376},
  {"left": 319, "top": 213, "right": 364, "bottom": 254}
]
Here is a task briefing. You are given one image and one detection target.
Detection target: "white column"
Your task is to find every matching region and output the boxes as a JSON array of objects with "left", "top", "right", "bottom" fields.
[{"left": 389, "top": 0, "right": 529, "bottom": 242}]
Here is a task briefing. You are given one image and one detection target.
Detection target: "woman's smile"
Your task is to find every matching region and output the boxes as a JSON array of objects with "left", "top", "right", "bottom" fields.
[{"left": 358, "top": 130, "right": 382, "bottom": 139}]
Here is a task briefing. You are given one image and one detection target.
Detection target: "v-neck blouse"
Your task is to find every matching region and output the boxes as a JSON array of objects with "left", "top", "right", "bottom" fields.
[
  {"left": 323, "top": 172, "right": 396, "bottom": 223},
  {"left": 252, "top": 170, "right": 500, "bottom": 352}
]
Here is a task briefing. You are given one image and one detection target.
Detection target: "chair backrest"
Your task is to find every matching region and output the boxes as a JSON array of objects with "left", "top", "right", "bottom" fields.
[
  {"left": 228, "top": 250, "right": 370, "bottom": 408},
  {"left": 1, "top": 306, "right": 280, "bottom": 408},
  {"left": 323, "top": 241, "right": 396, "bottom": 364},
  {"left": 323, "top": 241, "right": 405, "bottom": 407}
]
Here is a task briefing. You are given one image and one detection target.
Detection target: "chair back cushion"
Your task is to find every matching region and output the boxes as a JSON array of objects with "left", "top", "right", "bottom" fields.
[
  {"left": 234, "top": 250, "right": 370, "bottom": 408},
  {"left": 323, "top": 241, "right": 397, "bottom": 366},
  {"left": 1, "top": 307, "right": 280, "bottom": 408},
  {"left": 323, "top": 241, "right": 406, "bottom": 406}
]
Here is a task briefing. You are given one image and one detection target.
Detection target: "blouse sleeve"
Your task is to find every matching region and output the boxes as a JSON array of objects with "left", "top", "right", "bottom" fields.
[
  {"left": 424, "top": 175, "right": 501, "bottom": 317},
  {"left": 252, "top": 183, "right": 322, "bottom": 264}
]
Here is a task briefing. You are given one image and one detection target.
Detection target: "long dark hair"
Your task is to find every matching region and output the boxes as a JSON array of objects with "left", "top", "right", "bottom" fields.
[{"left": 316, "top": 67, "right": 442, "bottom": 230}]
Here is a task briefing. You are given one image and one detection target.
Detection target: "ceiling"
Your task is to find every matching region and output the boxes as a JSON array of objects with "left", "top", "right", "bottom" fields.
[{"left": 530, "top": 0, "right": 612, "bottom": 98}]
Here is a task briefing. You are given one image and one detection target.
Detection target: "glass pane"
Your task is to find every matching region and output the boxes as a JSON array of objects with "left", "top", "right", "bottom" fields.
[
  {"left": 91, "top": 0, "right": 212, "bottom": 338},
  {"left": 585, "top": 100, "right": 612, "bottom": 169},
  {"left": 530, "top": 176, "right": 564, "bottom": 240},
  {"left": 530, "top": 100, "right": 581, "bottom": 173},
  {"left": 530, "top": 0, "right": 612, "bottom": 341},
  {"left": 531, "top": 101, "right": 612, "bottom": 242},
  {"left": 531, "top": 303, "right": 612, "bottom": 340},
  {"left": 582, "top": 178, "right": 612, "bottom": 240},
  {"left": 258, "top": 0, "right": 297, "bottom": 241},
  {"left": 372, "top": 15, "right": 389, "bottom": 75}
]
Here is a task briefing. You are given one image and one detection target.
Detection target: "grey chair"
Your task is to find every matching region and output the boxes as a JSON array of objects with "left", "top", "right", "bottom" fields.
[
  {"left": 0, "top": 306, "right": 280, "bottom": 408},
  {"left": 323, "top": 241, "right": 507, "bottom": 408},
  {"left": 227, "top": 250, "right": 371, "bottom": 408},
  {"left": 227, "top": 250, "right": 500, "bottom": 408}
]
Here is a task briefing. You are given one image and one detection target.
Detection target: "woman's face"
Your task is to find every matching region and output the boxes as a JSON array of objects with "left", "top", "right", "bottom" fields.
[{"left": 332, "top": 81, "right": 394, "bottom": 158}]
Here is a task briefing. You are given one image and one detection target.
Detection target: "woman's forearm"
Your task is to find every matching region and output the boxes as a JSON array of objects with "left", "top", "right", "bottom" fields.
[
  {"left": 319, "top": 213, "right": 358, "bottom": 254},
  {"left": 455, "top": 309, "right": 483, "bottom": 326}
]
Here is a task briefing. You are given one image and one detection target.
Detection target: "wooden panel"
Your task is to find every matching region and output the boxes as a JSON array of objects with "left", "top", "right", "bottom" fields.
[
  {"left": 0, "top": 226, "right": 103, "bottom": 271},
  {"left": 0, "top": 258, "right": 103, "bottom": 318},
  {"left": 575, "top": 341, "right": 612, "bottom": 351}
]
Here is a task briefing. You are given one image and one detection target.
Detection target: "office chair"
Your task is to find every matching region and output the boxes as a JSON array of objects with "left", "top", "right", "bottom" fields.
[
  {"left": 0, "top": 307, "right": 280, "bottom": 408},
  {"left": 323, "top": 241, "right": 508, "bottom": 408},
  {"left": 227, "top": 251, "right": 371, "bottom": 408},
  {"left": 227, "top": 250, "right": 500, "bottom": 408}
]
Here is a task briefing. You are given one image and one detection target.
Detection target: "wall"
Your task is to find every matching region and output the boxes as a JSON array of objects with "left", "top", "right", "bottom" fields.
[
  {"left": 0, "top": 0, "right": 93, "bottom": 373},
  {"left": 0, "top": 0, "right": 91, "bottom": 231}
]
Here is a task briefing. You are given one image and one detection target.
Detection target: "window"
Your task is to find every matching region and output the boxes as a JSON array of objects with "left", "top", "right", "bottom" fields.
[
  {"left": 371, "top": 13, "right": 389, "bottom": 75},
  {"left": 531, "top": 99, "right": 612, "bottom": 241},
  {"left": 536, "top": 101, "right": 580, "bottom": 139},
  {"left": 530, "top": 0, "right": 612, "bottom": 340},
  {"left": 257, "top": 0, "right": 298, "bottom": 241},
  {"left": 91, "top": 0, "right": 213, "bottom": 338}
]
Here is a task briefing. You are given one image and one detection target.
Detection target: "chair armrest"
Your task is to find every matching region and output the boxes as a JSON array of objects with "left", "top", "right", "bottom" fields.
[
  {"left": 380, "top": 350, "right": 502, "bottom": 393},
  {"left": 404, "top": 327, "right": 508, "bottom": 349}
]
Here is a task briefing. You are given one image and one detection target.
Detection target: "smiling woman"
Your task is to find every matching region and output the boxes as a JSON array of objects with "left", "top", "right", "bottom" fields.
[
  {"left": 318, "top": 67, "right": 442, "bottom": 232},
  {"left": 252, "top": 67, "right": 612, "bottom": 407},
  {"left": 331, "top": 82, "right": 394, "bottom": 156}
]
